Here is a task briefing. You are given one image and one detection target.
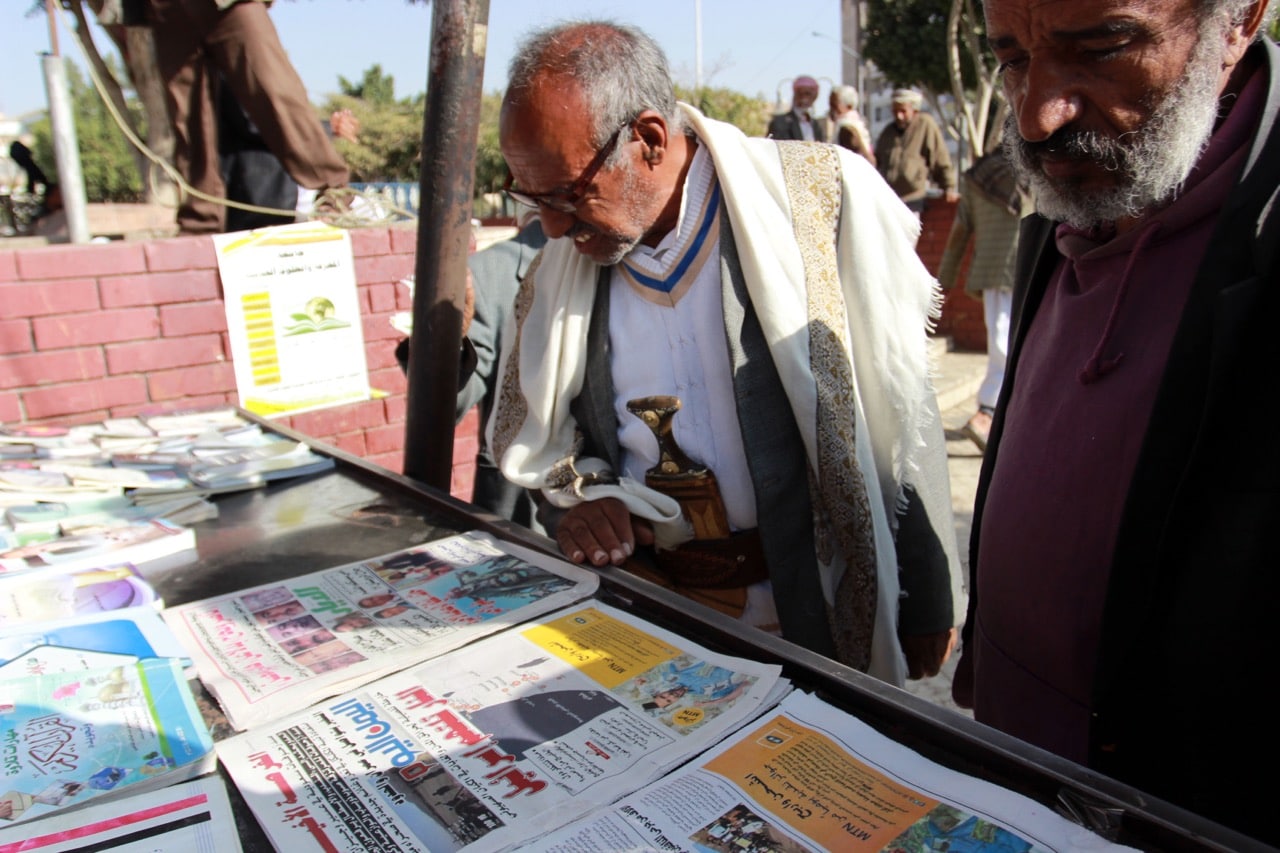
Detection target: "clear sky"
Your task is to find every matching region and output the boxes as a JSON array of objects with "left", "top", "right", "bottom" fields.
[{"left": 1, "top": 0, "right": 846, "bottom": 122}]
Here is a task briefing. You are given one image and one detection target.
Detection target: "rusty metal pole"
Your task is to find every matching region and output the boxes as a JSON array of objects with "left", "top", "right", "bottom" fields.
[{"left": 403, "top": 0, "right": 490, "bottom": 488}]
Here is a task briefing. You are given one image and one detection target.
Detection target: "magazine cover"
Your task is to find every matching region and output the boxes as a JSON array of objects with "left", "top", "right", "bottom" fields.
[
  {"left": 534, "top": 690, "right": 1137, "bottom": 852},
  {"left": 0, "top": 658, "right": 216, "bottom": 827},
  {"left": 164, "top": 531, "right": 599, "bottom": 730},
  {"left": 216, "top": 601, "right": 788, "bottom": 853}
]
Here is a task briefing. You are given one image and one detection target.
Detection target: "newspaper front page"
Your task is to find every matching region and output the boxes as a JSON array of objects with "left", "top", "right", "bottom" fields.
[
  {"left": 534, "top": 690, "right": 1136, "bottom": 852},
  {"left": 163, "top": 532, "right": 599, "bottom": 730},
  {"left": 216, "top": 601, "right": 789, "bottom": 852}
]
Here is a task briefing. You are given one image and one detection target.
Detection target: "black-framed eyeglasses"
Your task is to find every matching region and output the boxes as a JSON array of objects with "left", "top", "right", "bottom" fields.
[{"left": 503, "top": 120, "right": 631, "bottom": 213}]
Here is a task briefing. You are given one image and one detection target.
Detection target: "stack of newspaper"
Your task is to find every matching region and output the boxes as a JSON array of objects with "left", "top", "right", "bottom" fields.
[
  {"left": 0, "top": 516, "right": 1141, "bottom": 851},
  {"left": 216, "top": 599, "right": 791, "bottom": 852}
]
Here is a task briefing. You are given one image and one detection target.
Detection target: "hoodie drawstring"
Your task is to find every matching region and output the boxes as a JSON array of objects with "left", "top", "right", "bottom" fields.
[{"left": 1077, "top": 222, "right": 1163, "bottom": 385}]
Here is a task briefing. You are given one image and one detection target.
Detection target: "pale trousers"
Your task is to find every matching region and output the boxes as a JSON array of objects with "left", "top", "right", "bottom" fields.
[{"left": 978, "top": 288, "right": 1012, "bottom": 410}]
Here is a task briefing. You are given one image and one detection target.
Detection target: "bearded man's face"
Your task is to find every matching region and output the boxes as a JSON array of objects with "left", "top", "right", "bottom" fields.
[{"left": 987, "top": 0, "right": 1236, "bottom": 227}]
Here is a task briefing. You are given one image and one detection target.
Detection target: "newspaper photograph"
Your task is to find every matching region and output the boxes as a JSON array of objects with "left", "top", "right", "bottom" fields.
[
  {"left": 163, "top": 531, "right": 599, "bottom": 729},
  {"left": 216, "top": 601, "right": 789, "bottom": 852},
  {"left": 533, "top": 689, "right": 1136, "bottom": 852}
]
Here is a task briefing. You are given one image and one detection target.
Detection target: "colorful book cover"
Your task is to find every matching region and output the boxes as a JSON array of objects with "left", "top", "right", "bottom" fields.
[
  {"left": 0, "top": 775, "right": 243, "bottom": 852},
  {"left": 0, "top": 608, "right": 191, "bottom": 676},
  {"left": 0, "top": 564, "right": 161, "bottom": 627},
  {"left": 0, "top": 658, "right": 216, "bottom": 826}
]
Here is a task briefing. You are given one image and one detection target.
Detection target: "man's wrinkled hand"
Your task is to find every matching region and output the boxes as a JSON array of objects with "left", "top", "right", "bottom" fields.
[
  {"left": 554, "top": 498, "right": 653, "bottom": 567},
  {"left": 330, "top": 109, "right": 360, "bottom": 144},
  {"left": 900, "top": 627, "right": 957, "bottom": 680}
]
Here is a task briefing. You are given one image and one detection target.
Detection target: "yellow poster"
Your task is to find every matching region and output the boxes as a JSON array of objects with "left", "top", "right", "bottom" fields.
[
  {"left": 522, "top": 606, "right": 683, "bottom": 689},
  {"left": 214, "top": 222, "right": 374, "bottom": 417}
]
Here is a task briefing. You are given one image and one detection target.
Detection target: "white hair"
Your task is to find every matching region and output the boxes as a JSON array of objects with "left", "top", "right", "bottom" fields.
[{"left": 831, "top": 85, "right": 859, "bottom": 111}]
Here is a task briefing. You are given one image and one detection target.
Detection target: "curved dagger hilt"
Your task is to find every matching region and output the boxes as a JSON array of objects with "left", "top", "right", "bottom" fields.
[{"left": 626, "top": 395, "right": 730, "bottom": 539}]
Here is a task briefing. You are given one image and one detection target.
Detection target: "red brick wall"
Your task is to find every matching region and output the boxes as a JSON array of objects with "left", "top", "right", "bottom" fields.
[
  {"left": 918, "top": 198, "right": 988, "bottom": 352},
  {"left": 0, "top": 224, "right": 477, "bottom": 501},
  {"left": 0, "top": 207, "right": 969, "bottom": 503}
]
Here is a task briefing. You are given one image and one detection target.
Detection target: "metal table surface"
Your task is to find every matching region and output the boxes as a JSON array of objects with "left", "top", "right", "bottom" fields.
[{"left": 136, "top": 424, "right": 1261, "bottom": 853}]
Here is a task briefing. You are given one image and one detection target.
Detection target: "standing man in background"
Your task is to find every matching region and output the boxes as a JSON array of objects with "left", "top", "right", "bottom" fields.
[
  {"left": 954, "top": 0, "right": 1280, "bottom": 843},
  {"left": 767, "top": 76, "right": 828, "bottom": 141},
  {"left": 875, "top": 88, "right": 957, "bottom": 214},
  {"left": 935, "top": 150, "right": 1029, "bottom": 451},
  {"left": 828, "top": 84, "right": 875, "bottom": 165}
]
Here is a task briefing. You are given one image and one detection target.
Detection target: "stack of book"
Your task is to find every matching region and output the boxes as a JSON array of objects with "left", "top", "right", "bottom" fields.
[
  {"left": 0, "top": 578, "right": 221, "bottom": 836},
  {"left": 0, "top": 407, "right": 336, "bottom": 577}
]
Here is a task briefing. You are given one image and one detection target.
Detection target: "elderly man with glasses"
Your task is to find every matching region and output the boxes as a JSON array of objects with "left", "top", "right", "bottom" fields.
[{"left": 487, "top": 20, "right": 963, "bottom": 686}]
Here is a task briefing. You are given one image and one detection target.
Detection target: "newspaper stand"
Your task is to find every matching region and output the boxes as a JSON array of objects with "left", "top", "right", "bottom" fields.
[{"left": 137, "top": 414, "right": 1256, "bottom": 853}]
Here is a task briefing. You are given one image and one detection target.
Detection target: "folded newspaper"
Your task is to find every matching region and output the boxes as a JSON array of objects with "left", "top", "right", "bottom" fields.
[
  {"left": 216, "top": 600, "right": 790, "bottom": 852},
  {"left": 163, "top": 531, "right": 600, "bottom": 730},
  {"left": 534, "top": 690, "right": 1137, "bottom": 852}
]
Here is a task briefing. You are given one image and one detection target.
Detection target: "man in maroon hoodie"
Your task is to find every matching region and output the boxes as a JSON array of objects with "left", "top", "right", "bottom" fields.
[{"left": 954, "top": 0, "right": 1280, "bottom": 845}]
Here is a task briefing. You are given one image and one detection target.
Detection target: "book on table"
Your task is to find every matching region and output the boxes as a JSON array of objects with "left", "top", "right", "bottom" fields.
[
  {"left": 0, "top": 657, "right": 216, "bottom": 827},
  {"left": 0, "top": 775, "right": 243, "bottom": 852},
  {"left": 0, "top": 563, "right": 161, "bottom": 627},
  {"left": 0, "top": 606, "right": 192, "bottom": 675},
  {"left": 178, "top": 439, "right": 335, "bottom": 490},
  {"left": 0, "top": 518, "right": 197, "bottom": 578}
]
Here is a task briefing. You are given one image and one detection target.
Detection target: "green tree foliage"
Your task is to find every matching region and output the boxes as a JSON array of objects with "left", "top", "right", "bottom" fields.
[
  {"left": 864, "top": 0, "right": 954, "bottom": 93},
  {"left": 29, "top": 60, "right": 145, "bottom": 203},
  {"left": 338, "top": 64, "right": 401, "bottom": 106},
  {"left": 322, "top": 66, "right": 425, "bottom": 183},
  {"left": 864, "top": 0, "right": 989, "bottom": 93},
  {"left": 674, "top": 85, "right": 773, "bottom": 138},
  {"left": 473, "top": 91, "right": 506, "bottom": 197}
]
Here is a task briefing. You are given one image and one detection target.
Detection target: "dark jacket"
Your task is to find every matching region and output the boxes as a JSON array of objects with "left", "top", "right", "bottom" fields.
[
  {"left": 959, "top": 39, "right": 1280, "bottom": 844},
  {"left": 463, "top": 220, "right": 546, "bottom": 527},
  {"left": 766, "top": 110, "right": 828, "bottom": 142}
]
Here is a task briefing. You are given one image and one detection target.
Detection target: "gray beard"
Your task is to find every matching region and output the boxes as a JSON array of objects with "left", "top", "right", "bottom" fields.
[{"left": 1005, "top": 19, "right": 1228, "bottom": 229}]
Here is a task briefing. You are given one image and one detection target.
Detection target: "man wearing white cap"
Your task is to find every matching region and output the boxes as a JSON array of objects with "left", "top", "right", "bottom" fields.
[
  {"left": 874, "top": 88, "right": 958, "bottom": 214},
  {"left": 767, "top": 76, "right": 828, "bottom": 142}
]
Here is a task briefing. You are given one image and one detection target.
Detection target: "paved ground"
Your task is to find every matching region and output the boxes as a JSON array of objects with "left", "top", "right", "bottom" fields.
[{"left": 900, "top": 344, "right": 987, "bottom": 716}]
